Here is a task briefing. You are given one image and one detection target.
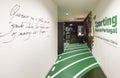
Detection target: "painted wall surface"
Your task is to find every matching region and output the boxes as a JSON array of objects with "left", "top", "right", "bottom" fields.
[
  {"left": 0, "top": 0, "right": 57, "bottom": 78},
  {"left": 92, "top": 0, "right": 120, "bottom": 78}
]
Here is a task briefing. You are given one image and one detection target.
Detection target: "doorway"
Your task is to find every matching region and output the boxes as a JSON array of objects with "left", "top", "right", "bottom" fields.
[{"left": 58, "top": 12, "right": 94, "bottom": 54}]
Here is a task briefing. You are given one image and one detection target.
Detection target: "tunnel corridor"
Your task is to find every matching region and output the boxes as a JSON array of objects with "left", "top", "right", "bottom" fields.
[{"left": 46, "top": 43, "right": 106, "bottom": 78}]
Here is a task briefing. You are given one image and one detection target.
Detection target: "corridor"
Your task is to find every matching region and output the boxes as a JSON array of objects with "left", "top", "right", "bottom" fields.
[
  {"left": 0, "top": 0, "right": 119, "bottom": 78},
  {"left": 46, "top": 43, "right": 106, "bottom": 78}
]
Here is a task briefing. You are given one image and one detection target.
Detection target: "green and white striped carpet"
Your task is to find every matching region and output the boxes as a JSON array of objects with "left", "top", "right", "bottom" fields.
[{"left": 46, "top": 43, "right": 100, "bottom": 78}]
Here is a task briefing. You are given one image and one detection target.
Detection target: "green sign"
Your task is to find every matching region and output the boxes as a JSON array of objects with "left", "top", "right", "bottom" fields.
[{"left": 95, "top": 15, "right": 117, "bottom": 34}]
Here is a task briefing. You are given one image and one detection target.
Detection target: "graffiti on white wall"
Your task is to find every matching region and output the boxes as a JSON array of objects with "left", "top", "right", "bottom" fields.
[{"left": 0, "top": 4, "right": 50, "bottom": 43}]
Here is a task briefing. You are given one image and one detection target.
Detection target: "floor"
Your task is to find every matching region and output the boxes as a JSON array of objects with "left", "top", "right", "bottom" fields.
[{"left": 46, "top": 43, "right": 106, "bottom": 78}]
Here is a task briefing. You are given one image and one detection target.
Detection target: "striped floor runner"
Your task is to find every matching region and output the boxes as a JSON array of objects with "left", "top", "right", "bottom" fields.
[{"left": 46, "top": 43, "right": 100, "bottom": 78}]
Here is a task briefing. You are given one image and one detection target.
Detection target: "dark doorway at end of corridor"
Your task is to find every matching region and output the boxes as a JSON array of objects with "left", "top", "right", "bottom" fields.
[{"left": 58, "top": 12, "right": 94, "bottom": 55}]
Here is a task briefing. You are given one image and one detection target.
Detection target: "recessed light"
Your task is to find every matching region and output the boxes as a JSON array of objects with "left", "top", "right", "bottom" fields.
[
  {"left": 66, "top": 13, "right": 69, "bottom": 15},
  {"left": 70, "top": 24, "right": 73, "bottom": 26}
]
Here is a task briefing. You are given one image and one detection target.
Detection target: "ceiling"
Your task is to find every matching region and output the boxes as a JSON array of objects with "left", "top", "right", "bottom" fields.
[{"left": 53, "top": 0, "right": 100, "bottom": 22}]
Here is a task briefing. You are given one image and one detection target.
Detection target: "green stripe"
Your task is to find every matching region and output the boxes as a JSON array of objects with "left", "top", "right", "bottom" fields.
[
  {"left": 68, "top": 45, "right": 88, "bottom": 48},
  {"left": 60, "top": 49, "right": 90, "bottom": 56},
  {"left": 68, "top": 44, "right": 87, "bottom": 47},
  {"left": 65, "top": 46, "right": 88, "bottom": 49},
  {"left": 47, "top": 54, "right": 92, "bottom": 76},
  {"left": 56, "top": 52, "right": 90, "bottom": 64},
  {"left": 64, "top": 48, "right": 89, "bottom": 53},
  {"left": 58, "top": 51, "right": 90, "bottom": 59},
  {"left": 76, "top": 64, "right": 99, "bottom": 78},
  {"left": 46, "top": 43, "right": 100, "bottom": 78},
  {"left": 64, "top": 47, "right": 88, "bottom": 52},
  {"left": 54, "top": 58, "right": 97, "bottom": 78}
]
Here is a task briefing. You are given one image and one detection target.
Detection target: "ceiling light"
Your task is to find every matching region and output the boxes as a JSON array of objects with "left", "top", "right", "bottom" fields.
[
  {"left": 66, "top": 13, "right": 69, "bottom": 15},
  {"left": 70, "top": 24, "right": 73, "bottom": 26},
  {"left": 75, "top": 18, "right": 84, "bottom": 20}
]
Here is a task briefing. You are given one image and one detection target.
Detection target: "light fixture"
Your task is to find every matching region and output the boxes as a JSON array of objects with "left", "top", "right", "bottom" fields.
[
  {"left": 70, "top": 24, "right": 73, "bottom": 26},
  {"left": 78, "top": 32, "right": 81, "bottom": 36},
  {"left": 66, "top": 13, "right": 69, "bottom": 15}
]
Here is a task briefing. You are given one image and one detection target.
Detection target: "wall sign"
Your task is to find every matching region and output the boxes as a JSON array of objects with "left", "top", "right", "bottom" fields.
[
  {"left": 95, "top": 15, "right": 117, "bottom": 34},
  {"left": 94, "top": 15, "right": 118, "bottom": 47}
]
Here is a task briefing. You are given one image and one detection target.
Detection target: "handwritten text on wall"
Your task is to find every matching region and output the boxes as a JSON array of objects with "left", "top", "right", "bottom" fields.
[{"left": 0, "top": 4, "right": 50, "bottom": 43}]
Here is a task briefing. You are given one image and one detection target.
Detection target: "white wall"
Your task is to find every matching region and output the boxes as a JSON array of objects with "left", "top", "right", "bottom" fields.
[
  {"left": 92, "top": 0, "right": 120, "bottom": 78},
  {"left": 0, "top": 0, "right": 57, "bottom": 78}
]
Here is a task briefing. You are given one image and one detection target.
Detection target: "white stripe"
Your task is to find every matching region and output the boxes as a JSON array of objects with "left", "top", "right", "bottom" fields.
[
  {"left": 51, "top": 66, "right": 56, "bottom": 71},
  {"left": 64, "top": 47, "right": 88, "bottom": 51},
  {"left": 68, "top": 46, "right": 88, "bottom": 48},
  {"left": 64, "top": 43, "right": 69, "bottom": 49},
  {"left": 65, "top": 45, "right": 68, "bottom": 49},
  {"left": 59, "top": 49, "right": 89, "bottom": 56},
  {"left": 88, "top": 47, "right": 92, "bottom": 52},
  {"left": 73, "top": 63, "right": 98, "bottom": 78},
  {"left": 47, "top": 76, "right": 51, "bottom": 78},
  {"left": 69, "top": 43, "right": 86, "bottom": 46},
  {"left": 69, "top": 44, "right": 87, "bottom": 46},
  {"left": 59, "top": 56, "right": 62, "bottom": 59},
  {"left": 65, "top": 46, "right": 88, "bottom": 49},
  {"left": 63, "top": 50, "right": 81, "bottom": 55},
  {"left": 68, "top": 45, "right": 87, "bottom": 47},
  {"left": 56, "top": 52, "right": 90, "bottom": 64},
  {"left": 69, "top": 44, "right": 87, "bottom": 47},
  {"left": 65, "top": 48, "right": 89, "bottom": 52},
  {"left": 51, "top": 56, "right": 93, "bottom": 78}
]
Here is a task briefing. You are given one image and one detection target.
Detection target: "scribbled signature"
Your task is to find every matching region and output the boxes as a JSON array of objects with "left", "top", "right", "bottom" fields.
[{"left": 0, "top": 4, "right": 50, "bottom": 43}]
